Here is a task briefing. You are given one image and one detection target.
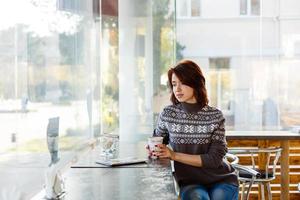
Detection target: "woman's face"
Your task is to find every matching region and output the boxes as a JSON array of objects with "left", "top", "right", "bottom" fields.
[{"left": 171, "top": 73, "right": 197, "bottom": 103}]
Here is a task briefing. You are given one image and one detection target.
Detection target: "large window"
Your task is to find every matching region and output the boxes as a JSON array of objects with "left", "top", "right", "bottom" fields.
[
  {"left": 5, "top": 0, "right": 300, "bottom": 198},
  {"left": 0, "top": 0, "right": 99, "bottom": 198},
  {"left": 0, "top": 0, "right": 176, "bottom": 198},
  {"left": 176, "top": 0, "right": 201, "bottom": 18},
  {"left": 117, "top": 0, "right": 176, "bottom": 140},
  {"left": 176, "top": 0, "right": 300, "bottom": 131}
]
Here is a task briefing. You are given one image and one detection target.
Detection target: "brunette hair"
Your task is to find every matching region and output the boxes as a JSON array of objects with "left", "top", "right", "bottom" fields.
[{"left": 167, "top": 60, "right": 208, "bottom": 108}]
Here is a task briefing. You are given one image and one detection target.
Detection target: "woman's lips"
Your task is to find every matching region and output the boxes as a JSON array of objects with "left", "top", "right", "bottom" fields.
[{"left": 176, "top": 94, "right": 184, "bottom": 98}]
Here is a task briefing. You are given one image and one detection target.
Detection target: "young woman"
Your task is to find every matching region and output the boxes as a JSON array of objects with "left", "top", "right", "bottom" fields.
[{"left": 150, "top": 60, "right": 238, "bottom": 200}]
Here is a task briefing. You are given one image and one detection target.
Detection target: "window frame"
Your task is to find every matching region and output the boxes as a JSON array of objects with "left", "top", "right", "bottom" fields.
[{"left": 240, "top": 0, "right": 261, "bottom": 16}]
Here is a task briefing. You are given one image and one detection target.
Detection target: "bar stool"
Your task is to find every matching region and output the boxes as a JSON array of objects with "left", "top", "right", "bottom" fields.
[{"left": 230, "top": 147, "right": 282, "bottom": 200}]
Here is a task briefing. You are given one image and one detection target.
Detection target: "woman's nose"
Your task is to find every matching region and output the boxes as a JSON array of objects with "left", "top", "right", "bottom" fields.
[{"left": 175, "top": 85, "right": 182, "bottom": 91}]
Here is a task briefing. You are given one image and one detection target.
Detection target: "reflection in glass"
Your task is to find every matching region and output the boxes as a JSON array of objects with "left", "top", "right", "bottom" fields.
[
  {"left": 99, "top": 134, "right": 119, "bottom": 159},
  {"left": 116, "top": 0, "right": 176, "bottom": 141},
  {"left": 191, "top": 0, "right": 201, "bottom": 17},
  {"left": 0, "top": 0, "right": 100, "bottom": 197},
  {"left": 176, "top": 0, "right": 188, "bottom": 17},
  {"left": 47, "top": 117, "right": 60, "bottom": 165},
  {"left": 240, "top": 0, "right": 247, "bottom": 15},
  {"left": 251, "top": 0, "right": 260, "bottom": 16}
]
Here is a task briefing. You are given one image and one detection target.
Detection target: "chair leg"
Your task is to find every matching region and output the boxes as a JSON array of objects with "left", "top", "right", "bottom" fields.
[
  {"left": 241, "top": 182, "right": 245, "bottom": 200},
  {"left": 260, "top": 183, "right": 265, "bottom": 200},
  {"left": 266, "top": 182, "right": 272, "bottom": 200},
  {"left": 245, "top": 179, "right": 254, "bottom": 200}
]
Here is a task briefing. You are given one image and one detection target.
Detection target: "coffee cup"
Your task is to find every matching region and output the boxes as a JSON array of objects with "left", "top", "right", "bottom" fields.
[{"left": 148, "top": 136, "right": 163, "bottom": 159}]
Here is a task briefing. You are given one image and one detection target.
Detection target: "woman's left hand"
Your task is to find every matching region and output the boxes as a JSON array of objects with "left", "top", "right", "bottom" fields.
[{"left": 154, "top": 144, "right": 175, "bottom": 160}]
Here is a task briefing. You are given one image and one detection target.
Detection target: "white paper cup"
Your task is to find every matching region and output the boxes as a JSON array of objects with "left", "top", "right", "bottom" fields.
[{"left": 148, "top": 136, "right": 163, "bottom": 159}]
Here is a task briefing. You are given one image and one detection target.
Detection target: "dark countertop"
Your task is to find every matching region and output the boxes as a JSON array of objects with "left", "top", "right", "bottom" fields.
[
  {"left": 33, "top": 143, "right": 178, "bottom": 200},
  {"left": 60, "top": 142, "right": 177, "bottom": 200},
  {"left": 63, "top": 167, "right": 177, "bottom": 200},
  {"left": 32, "top": 141, "right": 177, "bottom": 200}
]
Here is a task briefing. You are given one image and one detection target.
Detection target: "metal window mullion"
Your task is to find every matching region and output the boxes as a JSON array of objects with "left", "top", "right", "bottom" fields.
[{"left": 248, "top": 0, "right": 251, "bottom": 16}]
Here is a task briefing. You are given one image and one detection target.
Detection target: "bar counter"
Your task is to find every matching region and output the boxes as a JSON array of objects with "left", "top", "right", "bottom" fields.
[
  {"left": 63, "top": 164, "right": 177, "bottom": 200},
  {"left": 64, "top": 142, "right": 177, "bottom": 200},
  {"left": 226, "top": 131, "right": 300, "bottom": 200}
]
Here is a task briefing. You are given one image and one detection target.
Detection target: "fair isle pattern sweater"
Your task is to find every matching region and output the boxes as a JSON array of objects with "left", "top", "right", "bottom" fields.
[{"left": 154, "top": 103, "right": 238, "bottom": 188}]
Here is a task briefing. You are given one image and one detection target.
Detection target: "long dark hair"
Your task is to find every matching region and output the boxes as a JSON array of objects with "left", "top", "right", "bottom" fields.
[{"left": 167, "top": 60, "right": 208, "bottom": 108}]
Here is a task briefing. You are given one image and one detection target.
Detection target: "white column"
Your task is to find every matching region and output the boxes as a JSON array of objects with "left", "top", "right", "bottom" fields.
[
  {"left": 119, "top": 0, "right": 139, "bottom": 142},
  {"left": 144, "top": 1, "right": 154, "bottom": 133},
  {"left": 119, "top": 0, "right": 153, "bottom": 142}
]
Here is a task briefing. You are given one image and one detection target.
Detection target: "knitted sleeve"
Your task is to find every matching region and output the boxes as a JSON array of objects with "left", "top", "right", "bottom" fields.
[
  {"left": 200, "top": 111, "right": 228, "bottom": 168},
  {"left": 153, "top": 108, "right": 169, "bottom": 144}
]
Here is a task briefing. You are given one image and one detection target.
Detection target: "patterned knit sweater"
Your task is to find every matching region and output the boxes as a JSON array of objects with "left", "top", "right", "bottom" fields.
[{"left": 154, "top": 103, "right": 238, "bottom": 188}]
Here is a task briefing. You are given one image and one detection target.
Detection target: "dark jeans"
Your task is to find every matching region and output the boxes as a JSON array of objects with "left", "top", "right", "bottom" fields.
[{"left": 180, "top": 183, "right": 239, "bottom": 200}]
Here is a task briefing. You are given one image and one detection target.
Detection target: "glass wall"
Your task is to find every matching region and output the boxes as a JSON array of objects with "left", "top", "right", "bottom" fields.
[
  {"left": 102, "top": 0, "right": 176, "bottom": 141},
  {"left": 176, "top": 0, "right": 300, "bottom": 131},
  {"left": 0, "top": 0, "right": 176, "bottom": 198},
  {"left": 2, "top": 0, "right": 300, "bottom": 198},
  {"left": 2, "top": 0, "right": 299, "bottom": 198},
  {"left": 0, "top": 0, "right": 100, "bottom": 198}
]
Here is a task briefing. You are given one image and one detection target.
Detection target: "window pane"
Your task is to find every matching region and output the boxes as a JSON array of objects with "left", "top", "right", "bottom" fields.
[
  {"left": 209, "top": 71, "right": 218, "bottom": 107},
  {"left": 251, "top": 0, "right": 260, "bottom": 15},
  {"left": 220, "top": 71, "right": 232, "bottom": 111},
  {"left": 176, "top": 1, "right": 299, "bottom": 131},
  {"left": 0, "top": 0, "right": 100, "bottom": 197},
  {"left": 176, "top": 0, "right": 188, "bottom": 17},
  {"left": 191, "top": 0, "right": 201, "bottom": 17},
  {"left": 116, "top": 0, "right": 176, "bottom": 141},
  {"left": 101, "top": 15, "right": 119, "bottom": 134},
  {"left": 209, "top": 58, "right": 230, "bottom": 69},
  {"left": 240, "top": 0, "right": 247, "bottom": 15},
  {"left": 209, "top": 58, "right": 232, "bottom": 114}
]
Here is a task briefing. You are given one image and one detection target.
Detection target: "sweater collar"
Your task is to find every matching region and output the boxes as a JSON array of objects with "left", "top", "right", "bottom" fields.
[{"left": 180, "top": 102, "right": 203, "bottom": 113}]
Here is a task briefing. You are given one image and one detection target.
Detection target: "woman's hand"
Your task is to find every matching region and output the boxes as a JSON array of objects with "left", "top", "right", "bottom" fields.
[
  {"left": 154, "top": 144, "right": 175, "bottom": 160},
  {"left": 148, "top": 144, "right": 202, "bottom": 167},
  {"left": 154, "top": 144, "right": 203, "bottom": 167},
  {"left": 145, "top": 145, "right": 152, "bottom": 158}
]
